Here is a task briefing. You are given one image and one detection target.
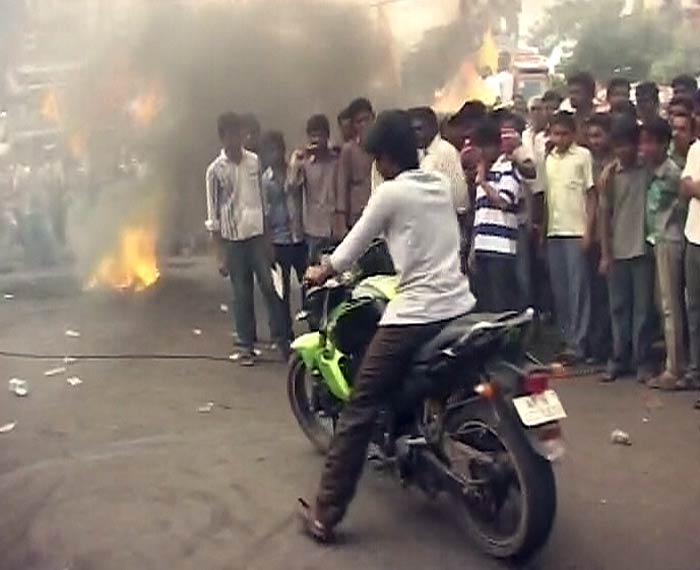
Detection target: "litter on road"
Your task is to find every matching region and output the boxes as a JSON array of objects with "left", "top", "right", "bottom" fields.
[
  {"left": 197, "top": 402, "right": 214, "bottom": 413},
  {"left": 65, "top": 329, "right": 81, "bottom": 338},
  {"left": 220, "top": 303, "right": 229, "bottom": 313},
  {"left": 44, "top": 367, "right": 67, "bottom": 377},
  {"left": 0, "top": 421, "right": 16, "bottom": 433},
  {"left": 66, "top": 376, "right": 83, "bottom": 387},
  {"left": 3, "top": 293, "right": 15, "bottom": 300},
  {"left": 8, "top": 378, "right": 29, "bottom": 397},
  {"left": 63, "top": 356, "right": 77, "bottom": 365},
  {"left": 192, "top": 328, "right": 202, "bottom": 336},
  {"left": 610, "top": 429, "right": 632, "bottom": 446}
]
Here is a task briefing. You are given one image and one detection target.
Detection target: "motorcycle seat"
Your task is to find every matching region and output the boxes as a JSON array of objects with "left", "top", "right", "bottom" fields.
[{"left": 412, "top": 311, "right": 521, "bottom": 365}]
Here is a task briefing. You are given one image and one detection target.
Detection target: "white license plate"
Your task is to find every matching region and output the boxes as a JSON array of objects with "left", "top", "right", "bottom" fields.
[{"left": 513, "top": 390, "right": 567, "bottom": 427}]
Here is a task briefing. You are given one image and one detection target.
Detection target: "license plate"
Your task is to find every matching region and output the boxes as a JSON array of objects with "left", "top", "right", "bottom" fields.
[{"left": 513, "top": 390, "right": 567, "bottom": 427}]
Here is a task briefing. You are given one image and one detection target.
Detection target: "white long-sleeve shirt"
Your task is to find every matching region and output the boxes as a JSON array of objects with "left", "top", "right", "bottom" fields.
[{"left": 330, "top": 169, "right": 476, "bottom": 325}]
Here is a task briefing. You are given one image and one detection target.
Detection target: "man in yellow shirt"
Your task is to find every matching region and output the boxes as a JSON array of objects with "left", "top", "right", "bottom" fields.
[{"left": 544, "top": 111, "right": 596, "bottom": 362}]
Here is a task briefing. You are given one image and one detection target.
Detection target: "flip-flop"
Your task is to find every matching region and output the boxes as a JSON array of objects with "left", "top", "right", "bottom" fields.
[{"left": 297, "top": 498, "right": 334, "bottom": 543}]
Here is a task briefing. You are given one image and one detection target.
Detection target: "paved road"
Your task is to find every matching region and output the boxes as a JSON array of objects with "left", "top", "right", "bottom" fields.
[{"left": 0, "top": 260, "right": 698, "bottom": 570}]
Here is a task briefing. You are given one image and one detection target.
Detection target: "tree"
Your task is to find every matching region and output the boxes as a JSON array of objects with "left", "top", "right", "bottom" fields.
[{"left": 531, "top": 0, "right": 680, "bottom": 82}]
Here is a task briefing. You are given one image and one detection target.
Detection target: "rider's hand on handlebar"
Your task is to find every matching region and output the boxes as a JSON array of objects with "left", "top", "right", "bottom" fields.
[{"left": 304, "top": 263, "right": 333, "bottom": 287}]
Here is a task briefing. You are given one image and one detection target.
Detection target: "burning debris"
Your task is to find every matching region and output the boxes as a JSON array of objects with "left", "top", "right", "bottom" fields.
[{"left": 86, "top": 224, "right": 160, "bottom": 292}]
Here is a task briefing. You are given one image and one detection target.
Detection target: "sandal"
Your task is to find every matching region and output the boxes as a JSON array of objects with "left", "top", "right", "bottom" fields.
[{"left": 297, "top": 498, "right": 334, "bottom": 543}]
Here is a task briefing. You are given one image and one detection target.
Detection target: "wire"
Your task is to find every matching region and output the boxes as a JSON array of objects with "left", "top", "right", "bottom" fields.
[{"left": 0, "top": 350, "right": 234, "bottom": 363}]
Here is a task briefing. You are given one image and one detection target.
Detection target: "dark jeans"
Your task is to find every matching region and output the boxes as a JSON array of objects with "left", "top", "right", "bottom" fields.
[
  {"left": 608, "top": 254, "right": 654, "bottom": 374},
  {"left": 316, "top": 321, "right": 446, "bottom": 527},
  {"left": 685, "top": 243, "right": 700, "bottom": 380},
  {"left": 516, "top": 224, "right": 533, "bottom": 310},
  {"left": 226, "top": 236, "right": 289, "bottom": 350},
  {"left": 306, "top": 235, "right": 335, "bottom": 265},
  {"left": 588, "top": 243, "right": 612, "bottom": 361},
  {"left": 274, "top": 242, "right": 307, "bottom": 339},
  {"left": 547, "top": 237, "right": 591, "bottom": 357},
  {"left": 474, "top": 253, "right": 518, "bottom": 312}
]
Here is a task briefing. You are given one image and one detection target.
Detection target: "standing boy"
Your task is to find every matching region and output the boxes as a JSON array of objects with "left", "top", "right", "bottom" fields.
[
  {"left": 261, "top": 131, "right": 306, "bottom": 341},
  {"left": 205, "top": 113, "right": 289, "bottom": 367},
  {"left": 599, "top": 117, "right": 654, "bottom": 382},
  {"left": 681, "top": 134, "right": 700, "bottom": 398},
  {"left": 289, "top": 114, "right": 339, "bottom": 263},
  {"left": 640, "top": 118, "right": 686, "bottom": 390},
  {"left": 544, "top": 111, "right": 596, "bottom": 362},
  {"left": 471, "top": 118, "right": 521, "bottom": 312},
  {"left": 586, "top": 113, "right": 614, "bottom": 362}
]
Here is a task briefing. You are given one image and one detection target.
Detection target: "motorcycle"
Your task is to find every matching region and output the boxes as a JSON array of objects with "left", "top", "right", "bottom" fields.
[{"left": 287, "top": 243, "right": 566, "bottom": 560}]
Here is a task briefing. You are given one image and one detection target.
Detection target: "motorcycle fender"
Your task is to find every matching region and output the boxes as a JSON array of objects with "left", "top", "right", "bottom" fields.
[
  {"left": 291, "top": 332, "right": 323, "bottom": 370},
  {"left": 290, "top": 333, "right": 352, "bottom": 402}
]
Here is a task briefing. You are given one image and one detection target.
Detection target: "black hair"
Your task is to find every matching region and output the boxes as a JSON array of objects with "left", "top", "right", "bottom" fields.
[
  {"left": 610, "top": 116, "right": 641, "bottom": 147},
  {"left": 567, "top": 71, "right": 596, "bottom": 98},
  {"left": 586, "top": 112, "right": 612, "bottom": 133},
  {"left": 471, "top": 118, "right": 502, "bottom": 148},
  {"left": 408, "top": 106, "right": 438, "bottom": 131},
  {"left": 635, "top": 81, "right": 659, "bottom": 103},
  {"left": 260, "top": 130, "right": 286, "bottom": 154},
  {"left": 550, "top": 110, "right": 577, "bottom": 132},
  {"left": 363, "top": 110, "right": 418, "bottom": 170},
  {"left": 640, "top": 117, "right": 672, "bottom": 146},
  {"left": 347, "top": 97, "right": 374, "bottom": 120},
  {"left": 306, "top": 114, "right": 330, "bottom": 136},
  {"left": 240, "top": 113, "right": 261, "bottom": 133},
  {"left": 671, "top": 74, "right": 698, "bottom": 94},
  {"left": 492, "top": 109, "right": 526, "bottom": 134},
  {"left": 610, "top": 99, "right": 638, "bottom": 118},
  {"left": 217, "top": 112, "right": 241, "bottom": 138},
  {"left": 451, "top": 99, "right": 487, "bottom": 126},
  {"left": 607, "top": 77, "right": 631, "bottom": 96},
  {"left": 542, "top": 90, "right": 564, "bottom": 105},
  {"left": 669, "top": 95, "right": 694, "bottom": 116},
  {"left": 337, "top": 107, "right": 351, "bottom": 123}
]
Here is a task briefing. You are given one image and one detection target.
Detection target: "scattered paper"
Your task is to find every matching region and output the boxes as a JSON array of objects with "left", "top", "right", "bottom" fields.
[
  {"left": 192, "top": 328, "right": 202, "bottom": 336},
  {"left": 66, "top": 376, "right": 83, "bottom": 387},
  {"left": 197, "top": 402, "right": 214, "bottom": 413},
  {"left": 599, "top": 499, "right": 607, "bottom": 505},
  {"left": 610, "top": 429, "right": 632, "bottom": 446},
  {"left": 642, "top": 417, "right": 650, "bottom": 423},
  {"left": 8, "top": 378, "right": 28, "bottom": 397},
  {"left": 3, "top": 293, "right": 14, "bottom": 300},
  {"left": 65, "top": 329, "right": 81, "bottom": 338},
  {"left": 0, "top": 421, "right": 16, "bottom": 434},
  {"left": 220, "top": 303, "right": 229, "bottom": 313},
  {"left": 44, "top": 367, "right": 67, "bottom": 377},
  {"left": 63, "top": 356, "right": 77, "bottom": 365}
]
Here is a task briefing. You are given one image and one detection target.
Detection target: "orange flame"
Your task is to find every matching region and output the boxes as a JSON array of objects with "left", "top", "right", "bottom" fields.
[
  {"left": 87, "top": 225, "right": 160, "bottom": 292},
  {"left": 128, "top": 82, "right": 164, "bottom": 128},
  {"left": 41, "top": 90, "right": 62, "bottom": 125}
]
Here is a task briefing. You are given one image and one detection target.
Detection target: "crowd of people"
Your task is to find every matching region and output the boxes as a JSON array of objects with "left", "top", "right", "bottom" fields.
[{"left": 204, "top": 71, "right": 700, "bottom": 409}]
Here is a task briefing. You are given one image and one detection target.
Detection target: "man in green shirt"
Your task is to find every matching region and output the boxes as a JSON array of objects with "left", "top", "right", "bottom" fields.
[{"left": 641, "top": 118, "right": 687, "bottom": 390}]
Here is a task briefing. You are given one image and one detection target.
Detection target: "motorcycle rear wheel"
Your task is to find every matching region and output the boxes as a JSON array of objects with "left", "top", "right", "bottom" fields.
[
  {"left": 287, "top": 354, "right": 336, "bottom": 454},
  {"left": 443, "top": 398, "right": 556, "bottom": 560}
]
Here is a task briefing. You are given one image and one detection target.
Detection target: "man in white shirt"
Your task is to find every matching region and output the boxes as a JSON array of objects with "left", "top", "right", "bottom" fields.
[
  {"left": 681, "top": 138, "right": 700, "bottom": 395},
  {"left": 300, "top": 110, "right": 475, "bottom": 542},
  {"left": 408, "top": 106, "right": 468, "bottom": 214},
  {"left": 205, "top": 112, "right": 288, "bottom": 366}
]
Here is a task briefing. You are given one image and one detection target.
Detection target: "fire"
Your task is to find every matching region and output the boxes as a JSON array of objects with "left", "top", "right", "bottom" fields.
[
  {"left": 87, "top": 225, "right": 160, "bottom": 292},
  {"left": 128, "top": 81, "right": 165, "bottom": 128}
]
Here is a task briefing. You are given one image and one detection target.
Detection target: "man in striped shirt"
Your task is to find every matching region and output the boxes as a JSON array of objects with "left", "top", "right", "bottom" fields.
[
  {"left": 471, "top": 118, "right": 522, "bottom": 312},
  {"left": 205, "top": 112, "right": 289, "bottom": 366}
]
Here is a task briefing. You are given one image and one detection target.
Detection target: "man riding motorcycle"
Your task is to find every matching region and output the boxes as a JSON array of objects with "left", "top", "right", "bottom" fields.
[{"left": 300, "top": 109, "right": 477, "bottom": 541}]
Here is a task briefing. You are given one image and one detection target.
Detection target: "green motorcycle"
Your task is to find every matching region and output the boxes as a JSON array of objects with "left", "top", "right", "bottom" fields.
[{"left": 287, "top": 244, "right": 566, "bottom": 561}]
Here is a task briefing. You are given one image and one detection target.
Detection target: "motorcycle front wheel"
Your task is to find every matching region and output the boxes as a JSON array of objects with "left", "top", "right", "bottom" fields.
[
  {"left": 287, "top": 354, "right": 337, "bottom": 454},
  {"left": 442, "top": 397, "right": 556, "bottom": 561}
]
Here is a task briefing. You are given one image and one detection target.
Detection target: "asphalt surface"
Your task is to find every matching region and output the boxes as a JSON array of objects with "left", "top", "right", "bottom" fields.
[{"left": 1, "top": 258, "right": 699, "bottom": 570}]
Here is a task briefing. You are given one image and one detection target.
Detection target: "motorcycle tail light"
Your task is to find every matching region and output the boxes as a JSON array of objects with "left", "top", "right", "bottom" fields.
[
  {"left": 523, "top": 372, "right": 549, "bottom": 394},
  {"left": 474, "top": 381, "right": 499, "bottom": 399}
]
